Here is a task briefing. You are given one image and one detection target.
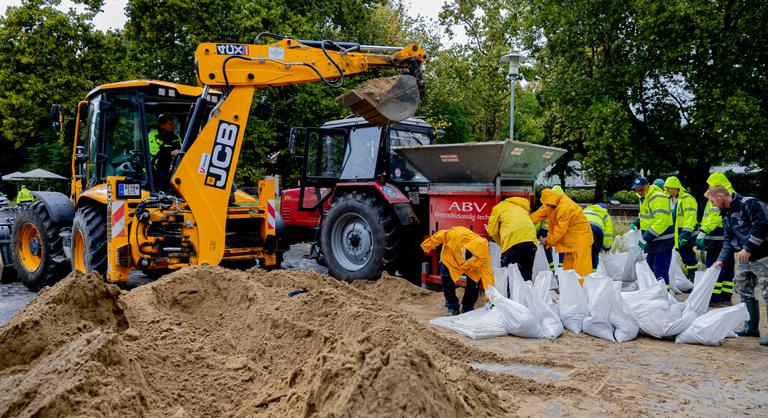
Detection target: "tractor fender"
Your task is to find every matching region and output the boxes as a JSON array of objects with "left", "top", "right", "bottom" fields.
[
  {"left": 30, "top": 191, "right": 75, "bottom": 223},
  {"left": 333, "top": 183, "right": 417, "bottom": 226}
]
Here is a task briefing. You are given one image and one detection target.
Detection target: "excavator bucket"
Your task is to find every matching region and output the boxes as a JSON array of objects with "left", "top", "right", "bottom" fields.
[{"left": 337, "top": 75, "right": 420, "bottom": 126}]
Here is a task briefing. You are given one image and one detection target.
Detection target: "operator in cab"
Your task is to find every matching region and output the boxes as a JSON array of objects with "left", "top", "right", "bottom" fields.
[{"left": 149, "top": 114, "right": 182, "bottom": 187}]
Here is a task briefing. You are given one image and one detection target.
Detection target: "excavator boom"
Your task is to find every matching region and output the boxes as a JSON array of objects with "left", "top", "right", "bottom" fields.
[{"left": 172, "top": 38, "right": 427, "bottom": 266}]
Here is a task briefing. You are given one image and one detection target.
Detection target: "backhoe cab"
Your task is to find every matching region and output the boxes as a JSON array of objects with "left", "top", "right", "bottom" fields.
[{"left": 7, "top": 36, "right": 427, "bottom": 290}]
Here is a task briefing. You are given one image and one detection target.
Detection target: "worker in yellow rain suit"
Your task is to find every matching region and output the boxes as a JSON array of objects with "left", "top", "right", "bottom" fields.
[
  {"left": 15, "top": 185, "right": 34, "bottom": 203},
  {"left": 421, "top": 226, "right": 494, "bottom": 315},
  {"left": 583, "top": 203, "right": 614, "bottom": 270},
  {"left": 486, "top": 196, "right": 537, "bottom": 282},
  {"left": 698, "top": 172, "right": 736, "bottom": 305},
  {"left": 537, "top": 188, "right": 594, "bottom": 278},
  {"left": 531, "top": 185, "right": 565, "bottom": 271},
  {"left": 664, "top": 176, "right": 699, "bottom": 279}
]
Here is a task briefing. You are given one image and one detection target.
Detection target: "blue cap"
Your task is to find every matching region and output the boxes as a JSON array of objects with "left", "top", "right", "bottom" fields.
[
  {"left": 653, "top": 178, "right": 665, "bottom": 188},
  {"left": 597, "top": 203, "right": 607, "bottom": 209},
  {"left": 631, "top": 176, "right": 649, "bottom": 189}
]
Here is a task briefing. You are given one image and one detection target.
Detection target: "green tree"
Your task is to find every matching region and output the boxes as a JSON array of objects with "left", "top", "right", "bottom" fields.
[
  {"left": 0, "top": 0, "right": 129, "bottom": 177},
  {"left": 123, "top": 0, "right": 419, "bottom": 185},
  {"left": 413, "top": 0, "right": 545, "bottom": 144},
  {"left": 525, "top": 0, "right": 768, "bottom": 202}
]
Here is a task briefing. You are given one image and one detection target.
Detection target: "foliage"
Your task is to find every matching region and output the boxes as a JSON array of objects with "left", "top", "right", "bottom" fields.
[
  {"left": 563, "top": 188, "right": 594, "bottom": 204},
  {"left": 612, "top": 190, "right": 639, "bottom": 205},
  {"left": 0, "top": 0, "right": 129, "bottom": 177},
  {"left": 524, "top": 0, "right": 768, "bottom": 201}
]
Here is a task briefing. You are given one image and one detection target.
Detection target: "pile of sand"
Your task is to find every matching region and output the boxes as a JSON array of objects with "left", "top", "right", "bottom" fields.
[{"left": 0, "top": 267, "right": 587, "bottom": 416}]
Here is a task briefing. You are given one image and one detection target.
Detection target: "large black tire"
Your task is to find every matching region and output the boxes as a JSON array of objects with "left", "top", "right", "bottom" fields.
[
  {"left": 70, "top": 205, "right": 107, "bottom": 275},
  {"left": 320, "top": 192, "right": 400, "bottom": 281},
  {"left": 10, "top": 202, "right": 68, "bottom": 291}
]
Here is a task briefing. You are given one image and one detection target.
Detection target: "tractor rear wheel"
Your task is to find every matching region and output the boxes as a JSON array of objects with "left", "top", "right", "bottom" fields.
[
  {"left": 71, "top": 205, "right": 107, "bottom": 276},
  {"left": 11, "top": 202, "right": 68, "bottom": 291},
  {"left": 321, "top": 192, "right": 400, "bottom": 281}
]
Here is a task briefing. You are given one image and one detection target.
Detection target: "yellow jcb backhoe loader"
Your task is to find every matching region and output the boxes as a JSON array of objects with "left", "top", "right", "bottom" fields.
[{"left": 8, "top": 34, "right": 427, "bottom": 290}]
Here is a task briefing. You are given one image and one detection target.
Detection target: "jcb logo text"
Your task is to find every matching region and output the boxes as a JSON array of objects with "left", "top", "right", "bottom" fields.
[{"left": 205, "top": 121, "right": 239, "bottom": 189}]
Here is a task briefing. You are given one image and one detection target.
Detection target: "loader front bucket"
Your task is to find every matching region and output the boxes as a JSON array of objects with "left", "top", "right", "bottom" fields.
[{"left": 337, "top": 75, "right": 420, "bottom": 126}]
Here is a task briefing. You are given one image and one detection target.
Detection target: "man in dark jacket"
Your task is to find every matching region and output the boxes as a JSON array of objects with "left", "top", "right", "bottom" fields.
[{"left": 710, "top": 185, "right": 768, "bottom": 346}]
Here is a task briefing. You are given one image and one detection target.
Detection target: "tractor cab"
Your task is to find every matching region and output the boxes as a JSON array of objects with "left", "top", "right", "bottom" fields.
[{"left": 287, "top": 117, "right": 433, "bottom": 213}]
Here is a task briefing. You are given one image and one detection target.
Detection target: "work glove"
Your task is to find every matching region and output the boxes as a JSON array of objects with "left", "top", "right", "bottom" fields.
[
  {"left": 678, "top": 237, "right": 689, "bottom": 248},
  {"left": 695, "top": 231, "right": 705, "bottom": 248},
  {"left": 638, "top": 238, "right": 647, "bottom": 250},
  {"left": 630, "top": 223, "right": 638, "bottom": 231}
]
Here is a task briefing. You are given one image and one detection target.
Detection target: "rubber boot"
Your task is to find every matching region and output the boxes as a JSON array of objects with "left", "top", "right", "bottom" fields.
[{"left": 736, "top": 299, "right": 760, "bottom": 337}]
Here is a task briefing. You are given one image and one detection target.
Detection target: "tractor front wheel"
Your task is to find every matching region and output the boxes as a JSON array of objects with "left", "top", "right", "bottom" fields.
[{"left": 321, "top": 192, "right": 400, "bottom": 281}]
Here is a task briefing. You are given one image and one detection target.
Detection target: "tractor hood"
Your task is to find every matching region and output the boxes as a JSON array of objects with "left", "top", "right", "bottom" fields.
[{"left": 392, "top": 140, "right": 566, "bottom": 184}]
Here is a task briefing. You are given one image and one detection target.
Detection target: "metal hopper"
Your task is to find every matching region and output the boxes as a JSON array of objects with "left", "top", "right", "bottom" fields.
[{"left": 392, "top": 140, "right": 567, "bottom": 184}]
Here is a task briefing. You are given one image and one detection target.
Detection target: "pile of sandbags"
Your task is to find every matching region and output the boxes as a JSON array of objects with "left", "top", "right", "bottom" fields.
[
  {"left": 430, "top": 263, "right": 563, "bottom": 340},
  {"left": 431, "top": 241, "right": 747, "bottom": 346}
]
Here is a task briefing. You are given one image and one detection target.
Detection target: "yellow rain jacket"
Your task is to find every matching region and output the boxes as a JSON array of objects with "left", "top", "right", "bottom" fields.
[
  {"left": 15, "top": 186, "right": 34, "bottom": 203},
  {"left": 664, "top": 176, "right": 698, "bottom": 247},
  {"left": 530, "top": 185, "right": 564, "bottom": 224},
  {"left": 700, "top": 172, "right": 735, "bottom": 244},
  {"left": 486, "top": 197, "right": 537, "bottom": 252},
  {"left": 540, "top": 189, "right": 593, "bottom": 252},
  {"left": 583, "top": 204, "right": 614, "bottom": 250},
  {"left": 421, "top": 226, "right": 494, "bottom": 290}
]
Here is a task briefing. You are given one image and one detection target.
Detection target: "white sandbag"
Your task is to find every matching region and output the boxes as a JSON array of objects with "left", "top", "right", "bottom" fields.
[
  {"left": 493, "top": 267, "right": 509, "bottom": 298},
  {"left": 429, "top": 307, "right": 508, "bottom": 340},
  {"left": 532, "top": 244, "right": 551, "bottom": 279},
  {"left": 517, "top": 281, "right": 563, "bottom": 339},
  {"left": 507, "top": 263, "right": 525, "bottom": 301},
  {"left": 635, "top": 260, "right": 659, "bottom": 290},
  {"left": 489, "top": 241, "right": 502, "bottom": 269},
  {"left": 582, "top": 273, "right": 616, "bottom": 342},
  {"left": 621, "top": 280, "right": 669, "bottom": 314},
  {"left": 610, "top": 282, "right": 639, "bottom": 342},
  {"left": 684, "top": 266, "right": 721, "bottom": 315},
  {"left": 637, "top": 308, "right": 699, "bottom": 338},
  {"left": 487, "top": 286, "right": 545, "bottom": 339},
  {"left": 599, "top": 252, "right": 627, "bottom": 280},
  {"left": 533, "top": 271, "right": 554, "bottom": 305},
  {"left": 558, "top": 270, "right": 589, "bottom": 334},
  {"left": 621, "top": 281, "right": 639, "bottom": 292},
  {"left": 669, "top": 250, "right": 694, "bottom": 293},
  {"left": 622, "top": 246, "right": 643, "bottom": 282},
  {"left": 676, "top": 303, "right": 750, "bottom": 346}
]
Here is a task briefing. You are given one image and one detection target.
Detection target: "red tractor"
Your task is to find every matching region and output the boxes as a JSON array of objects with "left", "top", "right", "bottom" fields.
[
  {"left": 280, "top": 117, "right": 434, "bottom": 281},
  {"left": 280, "top": 116, "right": 566, "bottom": 283}
]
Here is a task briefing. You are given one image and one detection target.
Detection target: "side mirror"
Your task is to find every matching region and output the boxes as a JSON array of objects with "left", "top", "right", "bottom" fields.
[
  {"left": 50, "top": 104, "right": 64, "bottom": 132},
  {"left": 289, "top": 128, "right": 305, "bottom": 158},
  {"left": 289, "top": 128, "right": 298, "bottom": 155},
  {"left": 74, "top": 146, "right": 87, "bottom": 164}
]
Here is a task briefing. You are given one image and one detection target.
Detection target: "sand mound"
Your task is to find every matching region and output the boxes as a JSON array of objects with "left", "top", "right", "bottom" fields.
[
  {"left": 0, "top": 271, "right": 127, "bottom": 370},
  {"left": 0, "top": 330, "right": 148, "bottom": 417},
  {"left": 0, "top": 266, "right": 580, "bottom": 416}
]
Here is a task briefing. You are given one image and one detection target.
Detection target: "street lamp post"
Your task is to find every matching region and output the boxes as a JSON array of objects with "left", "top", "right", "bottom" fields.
[{"left": 500, "top": 51, "right": 527, "bottom": 141}]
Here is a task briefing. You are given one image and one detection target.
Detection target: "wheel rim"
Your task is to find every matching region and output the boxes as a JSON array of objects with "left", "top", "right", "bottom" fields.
[
  {"left": 73, "top": 229, "right": 86, "bottom": 272},
  {"left": 330, "top": 212, "right": 373, "bottom": 271},
  {"left": 17, "top": 223, "right": 42, "bottom": 272}
]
